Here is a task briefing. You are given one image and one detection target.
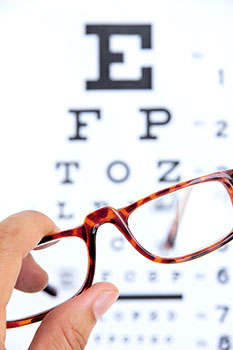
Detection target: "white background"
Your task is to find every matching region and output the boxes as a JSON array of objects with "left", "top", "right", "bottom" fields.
[{"left": 0, "top": 0, "right": 233, "bottom": 349}]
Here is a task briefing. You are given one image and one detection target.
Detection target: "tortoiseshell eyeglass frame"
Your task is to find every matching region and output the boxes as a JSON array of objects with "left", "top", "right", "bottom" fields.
[{"left": 7, "top": 169, "right": 233, "bottom": 328}]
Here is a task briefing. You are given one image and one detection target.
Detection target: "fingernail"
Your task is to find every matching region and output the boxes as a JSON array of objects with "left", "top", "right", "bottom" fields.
[{"left": 93, "top": 291, "right": 119, "bottom": 320}]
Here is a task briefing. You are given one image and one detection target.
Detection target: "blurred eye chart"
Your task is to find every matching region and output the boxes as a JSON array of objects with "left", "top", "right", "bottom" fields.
[{"left": 1, "top": 0, "right": 233, "bottom": 349}]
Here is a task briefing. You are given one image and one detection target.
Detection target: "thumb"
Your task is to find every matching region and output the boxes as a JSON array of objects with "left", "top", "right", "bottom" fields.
[{"left": 29, "top": 283, "right": 119, "bottom": 350}]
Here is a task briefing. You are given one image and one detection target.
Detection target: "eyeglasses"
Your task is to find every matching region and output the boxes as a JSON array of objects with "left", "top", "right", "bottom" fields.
[{"left": 7, "top": 169, "right": 233, "bottom": 328}]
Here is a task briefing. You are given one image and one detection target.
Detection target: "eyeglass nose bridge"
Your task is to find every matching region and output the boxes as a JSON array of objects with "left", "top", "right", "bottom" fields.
[
  {"left": 84, "top": 206, "right": 144, "bottom": 255},
  {"left": 85, "top": 206, "right": 182, "bottom": 264},
  {"left": 84, "top": 206, "right": 130, "bottom": 234}
]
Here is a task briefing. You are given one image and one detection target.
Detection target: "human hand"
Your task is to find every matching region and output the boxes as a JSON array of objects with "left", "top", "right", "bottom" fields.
[{"left": 0, "top": 211, "right": 119, "bottom": 350}]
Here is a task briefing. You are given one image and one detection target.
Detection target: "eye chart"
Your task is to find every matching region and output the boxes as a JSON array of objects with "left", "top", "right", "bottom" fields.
[{"left": 1, "top": 0, "right": 233, "bottom": 349}]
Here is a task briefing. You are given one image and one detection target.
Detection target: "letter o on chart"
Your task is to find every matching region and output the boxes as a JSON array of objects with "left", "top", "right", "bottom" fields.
[{"left": 107, "top": 161, "right": 130, "bottom": 183}]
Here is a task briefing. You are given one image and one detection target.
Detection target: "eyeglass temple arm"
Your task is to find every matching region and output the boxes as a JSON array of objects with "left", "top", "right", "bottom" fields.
[{"left": 164, "top": 187, "right": 192, "bottom": 249}]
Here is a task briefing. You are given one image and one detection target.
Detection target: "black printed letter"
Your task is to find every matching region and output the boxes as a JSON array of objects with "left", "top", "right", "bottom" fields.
[{"left": 86, "top": 24, "right": 152, "bottom": 90}]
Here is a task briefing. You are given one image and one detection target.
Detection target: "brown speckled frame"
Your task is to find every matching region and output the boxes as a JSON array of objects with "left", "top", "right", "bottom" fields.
[{"left": 7, "top": 169, "right": 233, "bottom": 328}]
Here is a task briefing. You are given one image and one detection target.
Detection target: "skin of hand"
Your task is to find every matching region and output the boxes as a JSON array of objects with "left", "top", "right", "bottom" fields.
[{"left": 0, "top": 211, "right": 119, "bottom": 350}]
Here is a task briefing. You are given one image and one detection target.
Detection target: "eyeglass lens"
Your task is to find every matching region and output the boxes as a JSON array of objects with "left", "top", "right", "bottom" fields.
[{"left": 128, "top": 181, "right": 232, "bottom": 258}]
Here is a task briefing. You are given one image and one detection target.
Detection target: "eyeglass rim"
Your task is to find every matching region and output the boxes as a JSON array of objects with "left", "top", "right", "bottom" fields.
[
  {"left": 118, "top": 168, "right": 233, "bottom": 260},
  {"left": 7, "top": 168, "right": 233, "bottom": 328}
]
